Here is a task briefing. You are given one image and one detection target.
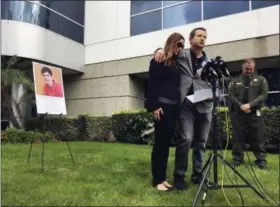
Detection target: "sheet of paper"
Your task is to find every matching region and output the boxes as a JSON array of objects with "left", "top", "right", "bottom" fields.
[{"left": 186, "top": 89, "right": 213, "bottom": 103}]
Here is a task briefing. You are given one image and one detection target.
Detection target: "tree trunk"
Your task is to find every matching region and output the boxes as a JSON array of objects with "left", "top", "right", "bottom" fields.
[{"left": 2, "top": 89, "right": 21, "bottom": 129}]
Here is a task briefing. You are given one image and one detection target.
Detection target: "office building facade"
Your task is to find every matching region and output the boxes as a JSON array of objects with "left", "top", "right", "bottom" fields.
[{"left": 1, "top": 1, "right": 279, "bottom": 117}]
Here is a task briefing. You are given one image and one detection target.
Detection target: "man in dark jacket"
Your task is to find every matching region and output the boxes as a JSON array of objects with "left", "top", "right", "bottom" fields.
[{"left": 228, "top": 58, "right": 268, "bottom": 169}]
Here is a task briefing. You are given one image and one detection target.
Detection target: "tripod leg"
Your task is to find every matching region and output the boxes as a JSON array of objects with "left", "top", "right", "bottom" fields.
[
  {"left": 41, "top": 141, "right": 45, "bottom": 172},
  {"left": 66, "top": 141, "right": 75, "bottom": 166},
  {"left": 192, "top": 154, "right": 214, "bottom": 207},
  {"left": 27, "top": 142, "right": 33, "bottom": 162},
  {"left": 217, "top": 154, "right": 265, "bottom": 200},
  {"left": 201, "top": 152, "right": 213, "bottom": 175}
]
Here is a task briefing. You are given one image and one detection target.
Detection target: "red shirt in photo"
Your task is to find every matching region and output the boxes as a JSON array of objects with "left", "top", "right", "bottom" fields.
[{"left": 43, "top": 81, "right": 63, "bottom": 97}]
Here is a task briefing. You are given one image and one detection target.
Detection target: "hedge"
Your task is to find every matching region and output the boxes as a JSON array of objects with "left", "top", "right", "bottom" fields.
[
  {"left": 3, "top": 107, "right": 280, "bottom": 152},
  {"left": 24, "top": 114, "right": 114, "bottom": 142},
  {"left": 1, "top": 127, "right": 54, "bottom": 144}
]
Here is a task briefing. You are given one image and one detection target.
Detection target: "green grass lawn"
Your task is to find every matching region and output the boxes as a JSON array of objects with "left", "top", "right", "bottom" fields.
[{"left": 1, "top": 142, "right": 279, "bottom": 206}]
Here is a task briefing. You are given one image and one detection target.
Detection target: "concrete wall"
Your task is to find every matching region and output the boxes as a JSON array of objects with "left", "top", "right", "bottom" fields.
[
  {"left": 1, "top": 20, "right": 85, "bottom": 72},
  {"left": 65, "top": 34, "right": 279, "bottom": 116},
  {"left": 84, "top": 2, "right": 279, "bottom": 64}
]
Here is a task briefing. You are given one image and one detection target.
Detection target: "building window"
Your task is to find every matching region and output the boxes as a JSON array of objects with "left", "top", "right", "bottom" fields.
[
  {"left": 131, "top": 10, "right": 161, "bottom": 36},
  {"left": 203, "top": 0, "right": 249, "bottom": 20},
  {"left": 163, "top": 1, "right": 183, "bottom": 7},
  {"left": 251, "top": 0, "right": 279, "bottom": 10},
  {"left": 131, "top": 0, "right": 161, "bottom": 15},
  {"left": 130, "top": 0, "right": 279, "bottom": 36},
  {"left": 163, "top": 1, "right": 201, "bottom": 29},
  {"left": 1, "top": 0, "right": 84, "bottom": 43}
]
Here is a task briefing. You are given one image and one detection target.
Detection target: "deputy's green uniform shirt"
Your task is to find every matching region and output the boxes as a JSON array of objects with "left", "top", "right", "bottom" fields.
[{"left": 228, "top": 73, "right": 269, "bottom": 112}]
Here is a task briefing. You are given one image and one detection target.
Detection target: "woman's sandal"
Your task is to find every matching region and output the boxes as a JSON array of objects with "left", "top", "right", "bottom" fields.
[
  {"left": 162, "top": 181, "right": 175, "bottom": 189},
  {"left": 155, "top": 183, "right": 171, "bottom": 191}
]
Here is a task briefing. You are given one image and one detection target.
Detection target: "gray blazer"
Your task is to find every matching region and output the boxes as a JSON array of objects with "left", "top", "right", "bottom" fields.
[{"left": 176, "top": 48, "right": 213, "bottom": 113}]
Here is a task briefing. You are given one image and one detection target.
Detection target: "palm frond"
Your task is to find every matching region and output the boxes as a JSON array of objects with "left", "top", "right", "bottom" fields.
[
  {"left": 1, "top": 68, "right": 34, "bottom": 91},
  {"left": 6, "top": 55, "right": 18, "bottom": 69}
]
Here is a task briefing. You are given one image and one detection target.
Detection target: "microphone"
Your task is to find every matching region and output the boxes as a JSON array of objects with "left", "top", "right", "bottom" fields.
[
  {"left": 215, "top": 56, "right": 230, "bottom": 78},
  {"left": 200, "top": 55, "right": 230, "bottom": 83}
]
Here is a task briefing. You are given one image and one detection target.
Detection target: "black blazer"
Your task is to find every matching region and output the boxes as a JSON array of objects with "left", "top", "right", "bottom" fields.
[{"left": 145, "top": 59, "right": 180, "bottom": 112}]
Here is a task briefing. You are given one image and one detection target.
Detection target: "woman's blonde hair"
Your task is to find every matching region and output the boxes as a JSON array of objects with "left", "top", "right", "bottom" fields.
[{"left": 164, "top": 32, "right": 185, "bottom": 66}]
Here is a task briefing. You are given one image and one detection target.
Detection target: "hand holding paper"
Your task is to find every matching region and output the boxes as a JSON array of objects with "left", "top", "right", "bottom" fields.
[{"left": 186, "top": 89, "right": 213, "bottom": 103}]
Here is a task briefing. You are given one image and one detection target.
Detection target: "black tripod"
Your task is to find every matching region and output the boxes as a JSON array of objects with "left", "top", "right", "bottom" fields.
[
  {"left": 191, "top": 77, "right": 265, "bottom": 207},
  {"left": 27, "top": 113, "right": 75, "bottom": 172}
]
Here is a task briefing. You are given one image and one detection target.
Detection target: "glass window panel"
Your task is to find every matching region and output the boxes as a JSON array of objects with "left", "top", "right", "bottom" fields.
[
  {"left": 163, "top": 1, "right": 201, "bottom": 29},
  {"left": 1, "top": 0, "right": 10, "bottom": 19},
  {"left": 203, "top": 0, "right": 249, "bottom": 20},
  {"left": 130, "top": 10, "right": 161, "bottom": 36},
  {"left": 131, "top": 1, "right": 161, "bottom": 15},
  {"left": 46, "top": 0, "right": 85, "bottom": 25},
  {"left": 254, "top": 68, "right": 280, "bottom": 106},
  {"left": 251, "top": 0, "right": 279, "bottom": 10},
  {"left": 49, "top": 11, "right": 83, "bottom": 43},
  {"left": 163, "top": 1, "right": 183, "bottom": 6},
  {"left": 1, "top": 0, "right": 83, "bottom": 43},
  {"left": 258, "top": 68, "right": 280, "bottom": 91}
]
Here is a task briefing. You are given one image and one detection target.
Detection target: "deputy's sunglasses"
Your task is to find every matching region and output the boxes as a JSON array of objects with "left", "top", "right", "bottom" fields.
[{"left": 176, "top": 42, "right": 185, "bottom": 49}]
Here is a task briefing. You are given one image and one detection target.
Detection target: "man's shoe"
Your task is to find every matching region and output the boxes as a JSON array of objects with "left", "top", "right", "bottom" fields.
[
  {"left": 255, "top": 160, "right": 267, "bottom": 170},
  {"left": 191, "top": 176, "right": 203, "bottom": 184},
  {"left": 173, "top": 178, "right": 187, "bottom": 190}
]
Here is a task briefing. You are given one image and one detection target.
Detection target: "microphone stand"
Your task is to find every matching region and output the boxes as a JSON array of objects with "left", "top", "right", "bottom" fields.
[{"left": 191, "top": 75, "right": 265, "bottom": 206}]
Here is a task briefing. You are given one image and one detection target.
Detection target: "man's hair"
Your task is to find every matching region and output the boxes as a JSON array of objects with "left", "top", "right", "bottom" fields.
[
  {"left": 189, "top": 27, "right": 207, "bottom": 39},
  {"left": 242, "top": 58, "right": 256, "bottom": 66},
  {"left": 41, "top": 66, "right": 52, "bottom": 76}
]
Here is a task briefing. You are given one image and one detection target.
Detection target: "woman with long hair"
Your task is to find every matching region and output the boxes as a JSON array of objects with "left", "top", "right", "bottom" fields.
[{"left": 145, "top": 32, "right": 185, "bottom": 191}]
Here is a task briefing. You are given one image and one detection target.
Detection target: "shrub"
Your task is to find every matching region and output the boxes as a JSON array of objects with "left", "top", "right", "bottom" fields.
[
  {"left": 112, "top": 106, "right": 280, "bottom": 151},
  {"left": 12, "top": 106, "right": 280, "bottom": 152},
  {"left": 25, "top": 116, "right": 81, "bottom": 141},
  {"left": 2, "top": 127, "right": 54, "bottom": 144},
  {"left": 25, "top": 114, "right": 114, "bottom": 142},
  {"left": 112, "top": 109, "right": 154, "bottom": 145},
  {"left": 78, "top": 114, "right": 115, "bottom": 142}
]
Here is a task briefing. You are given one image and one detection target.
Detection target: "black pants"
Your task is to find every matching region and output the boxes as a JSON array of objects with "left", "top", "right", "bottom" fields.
[
  {"left": 151, "top": 103, "right": 179, "bottom": 186},
  {"left": 231, "top": 111, "right": 267, "bottom": 163}
]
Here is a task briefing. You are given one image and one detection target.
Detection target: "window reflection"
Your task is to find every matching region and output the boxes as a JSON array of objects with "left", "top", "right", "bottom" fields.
[
  {"left": 131, "top": 1, "right": 161, "bottom": 15},
  {"left": 251, "top": 0, "right": 279, "bottom": 10},
  {"left": 203, "top": 0, "right": 249, "bottom": 20},
  {"left": 131, "top": 10, "right": 161, "bottom": 36},
  {"left": 1, "top": 0, "right": 84, "bottom": 43},
  {"left": 163, "top": 1, "right": 182, "bottom": 7},
  {"left": 44, "top": 0, "right": 85, "bottom": 25},
  {"left": 163, "top": 1, "right": 201, "bottom": 29}
]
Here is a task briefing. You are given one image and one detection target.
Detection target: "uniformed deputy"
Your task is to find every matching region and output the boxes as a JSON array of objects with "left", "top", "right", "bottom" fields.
[{"left": 228, "top": 58, "right": 268, "bottom": 169}]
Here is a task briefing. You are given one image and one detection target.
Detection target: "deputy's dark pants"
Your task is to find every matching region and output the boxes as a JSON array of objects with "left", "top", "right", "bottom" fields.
[
  {"left": 231, "top": 111, "right": 267, "bottom": 164},
  {"left": 151, "top": 103, "right": 179, "bottom": 186},
  {"left": 173, "top": 100, "right": 212, "bottom": 181}
]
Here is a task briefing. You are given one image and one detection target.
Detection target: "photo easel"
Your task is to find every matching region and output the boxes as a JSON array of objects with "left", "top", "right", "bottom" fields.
[
  {"left": 27, "top": 112, "right": 75, "bottom": 172},
  {"left": 28, "top": 62, "right": 75, "bottom": 172}
]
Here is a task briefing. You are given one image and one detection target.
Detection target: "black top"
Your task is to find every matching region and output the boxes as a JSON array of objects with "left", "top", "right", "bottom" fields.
[
  {"left": 145, "top": 59, "right": 180, "bottom": 112},
  {"left": 187, "top": 49, "right": 206, "bottom": 95}
]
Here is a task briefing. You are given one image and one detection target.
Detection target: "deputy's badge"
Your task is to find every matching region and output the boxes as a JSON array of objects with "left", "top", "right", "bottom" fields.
[{"left": 256, "top": 110, "right": 261, "bottom": 116}]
